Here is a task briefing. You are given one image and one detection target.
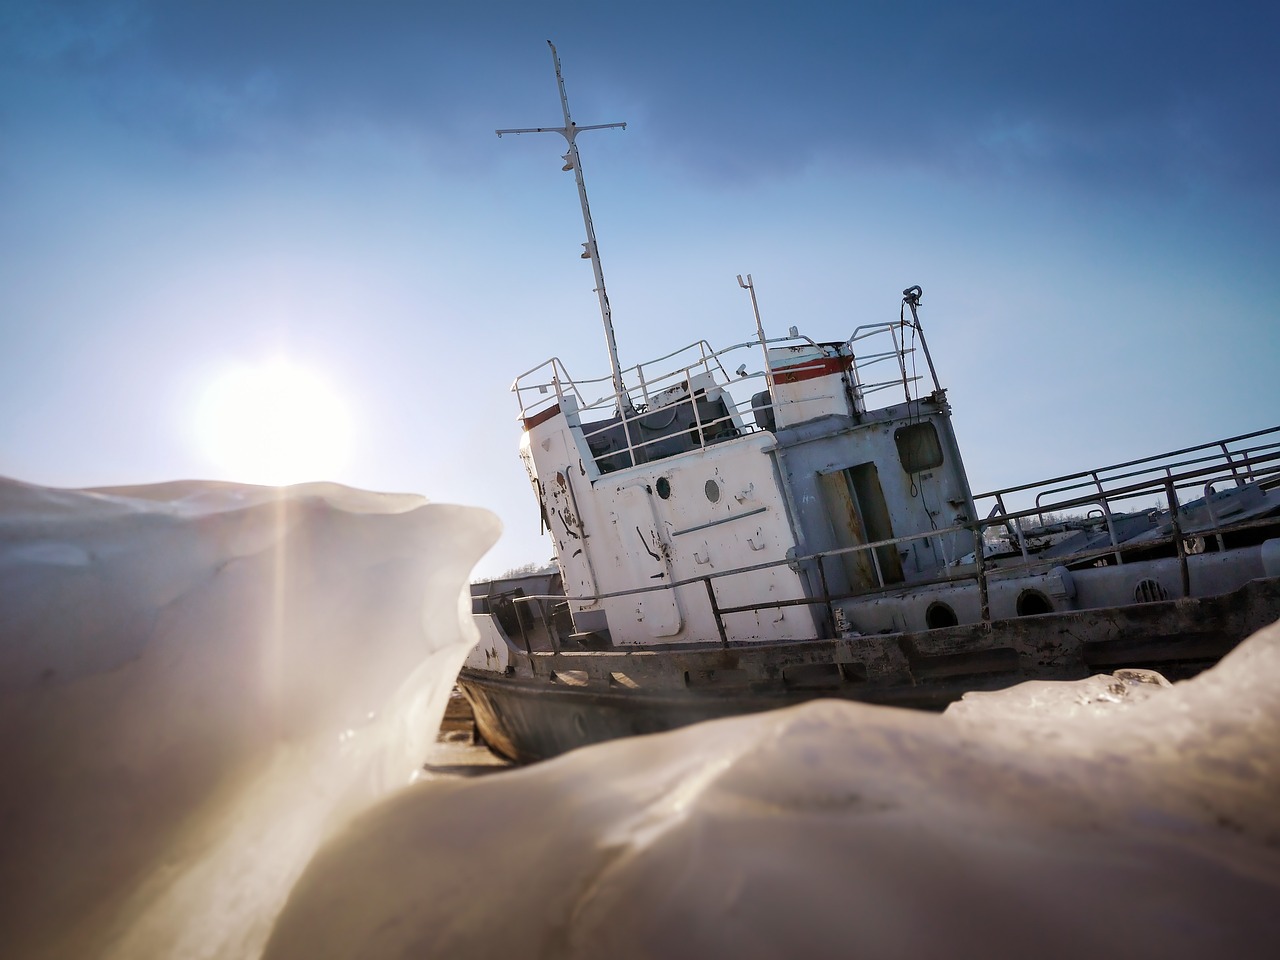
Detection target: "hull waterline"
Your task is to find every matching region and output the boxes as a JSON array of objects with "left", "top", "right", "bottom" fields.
[{"left": 461, "top": 576, "right": 1280, "bottom": 763}]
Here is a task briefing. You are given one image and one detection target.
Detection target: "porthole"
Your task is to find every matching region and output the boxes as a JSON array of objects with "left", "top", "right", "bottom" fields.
[
  {"left": 925, "top": 601, "right": 959, "bottom": 629},
  {"left": 704, "top": 479, "right": 720, "bottom": 503},
  {"left": 656, "top": 476, "right": 671, "bottom": 499},
  {"left": 1015, "top": 589, "right": 1053, "bottom": 617}
]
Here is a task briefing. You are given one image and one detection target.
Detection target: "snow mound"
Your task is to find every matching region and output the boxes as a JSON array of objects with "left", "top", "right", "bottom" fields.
[
  {"left": 265, "top": 622, "right": 1280, "bottom": 960},
  {"left": 0, "top": 477, "right": 500, "bottom": 960}
]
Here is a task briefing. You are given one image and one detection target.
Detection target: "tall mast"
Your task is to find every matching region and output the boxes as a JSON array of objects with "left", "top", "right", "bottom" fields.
[{"left": 497, "top": 41, "right": 629, "bottom": 410}]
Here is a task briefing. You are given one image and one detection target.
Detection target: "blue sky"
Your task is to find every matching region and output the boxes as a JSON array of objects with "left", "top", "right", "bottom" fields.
[{"left": 2, "top": 1, "right": 1277, "bottom": 577}]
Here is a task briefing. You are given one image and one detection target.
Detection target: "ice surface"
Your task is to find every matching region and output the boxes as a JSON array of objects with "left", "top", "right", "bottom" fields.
[
  {"left": 4, "top": 472, "right": 1278, "bottom": 960},
  {"left": 0, "top": 477, "right": 500, "bottom": 960},
  {"left": 266, "top": 624, "right": 1280, "bottom": 960}
]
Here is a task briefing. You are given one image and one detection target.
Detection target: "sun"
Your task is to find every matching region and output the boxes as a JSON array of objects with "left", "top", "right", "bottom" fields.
[{"left": 198, "top": 359, "right": 354, "bottom": 486}]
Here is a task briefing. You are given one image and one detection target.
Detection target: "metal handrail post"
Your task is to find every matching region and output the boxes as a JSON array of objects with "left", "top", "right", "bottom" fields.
[
  {"left": 973, "top": 524, "right": 991, "bottom": 624},
  {"left": 890, "top": 324, "right": 912, "bottom": 403},
  {"left": 738, "top": 274, "right": 777, "bottom": 398},
  {"left": 1220, "top": 441, "right": 1246, "bottom": 487},
  {"left": 515, "top": 597, "right": 537, "bottom": 654},
  {"left": 1202, "top": 481, "right": 1227, "bottom": 552},
  {"left": 620, "top": 404, "right": 641, "bottom": 468},
  {"left": 1166, "top": 476, "right": 1191, "bottom": 597},
  {"left": 687, "top": 371, "right": 707, "bottom": 449},
  {"left": 703, "top": 577, "right": 730, "bottom": 649},
  {"left": 1090, "top": 471, "right": 1124, "bottom": 566},
  {"left": 536, "top": 598, "right": 557, "bottom": 654},
  {"left": 868, "top": 542, "right": 886, "bottom": 589},
  {"left": 817, "top": 558, "right": 834, "bottom": 637}
]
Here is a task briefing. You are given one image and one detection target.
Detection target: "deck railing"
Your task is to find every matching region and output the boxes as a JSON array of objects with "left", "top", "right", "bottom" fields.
[
  {"left": 498, "top": 425, "right": 1280, "bottom": 648},
  {"left": 511, "top": 322, "right": 929, "bottom": 469},
  {"left": 973, "top": 425, "right": 1280, "bottom": 567}
]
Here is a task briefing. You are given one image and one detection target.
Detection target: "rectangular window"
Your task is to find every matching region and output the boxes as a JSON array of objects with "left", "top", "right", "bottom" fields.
[{"left": 894, "top": 422, "right": 944, "bottom": 474}]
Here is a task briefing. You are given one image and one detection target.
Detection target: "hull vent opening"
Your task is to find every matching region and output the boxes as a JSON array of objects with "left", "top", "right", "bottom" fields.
[
  {"left": 925, "top": 601, "right": 959, "bottom": 629},
  {"left": 1015, "top": 589, "right": 1053, "bottom": 617},
  {"left": 1134, "top": 578, "right": 1169, "bottom": 603}
]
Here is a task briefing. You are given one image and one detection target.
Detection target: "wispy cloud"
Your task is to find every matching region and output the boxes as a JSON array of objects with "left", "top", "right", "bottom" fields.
[{"left": 3, "top": 1, "right": 1274, "bottom": 198}]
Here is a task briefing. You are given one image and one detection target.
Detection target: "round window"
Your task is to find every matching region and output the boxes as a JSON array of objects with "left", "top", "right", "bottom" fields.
[
  {"left": 704, "top": 479, "right": 720, "bottom": 503},
  {"left": 656, "top": 477, "right": 671, "bottom": 499}
]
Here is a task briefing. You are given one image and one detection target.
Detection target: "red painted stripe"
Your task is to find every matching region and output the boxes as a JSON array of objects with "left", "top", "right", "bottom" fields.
[
  {"left": 522, "top": 403, "right": 562, "bottom": 432},
  {"left": 771, "top": 355, "right": 852, "bottom": 385}
]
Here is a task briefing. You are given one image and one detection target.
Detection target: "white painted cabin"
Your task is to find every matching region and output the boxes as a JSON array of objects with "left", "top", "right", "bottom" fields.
[{"left": 512, "top": 312, "right": 975, "bottom": 648}]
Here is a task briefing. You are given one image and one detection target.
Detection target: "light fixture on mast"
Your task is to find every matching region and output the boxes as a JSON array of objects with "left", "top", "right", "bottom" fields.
[{"left": 496, "top": 41, "right": 630, "bottom": 412}]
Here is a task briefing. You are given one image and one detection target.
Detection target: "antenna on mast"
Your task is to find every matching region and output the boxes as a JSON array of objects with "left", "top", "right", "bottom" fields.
[{"left": 497, "top": 41, "right": 630, "bottom": 411}]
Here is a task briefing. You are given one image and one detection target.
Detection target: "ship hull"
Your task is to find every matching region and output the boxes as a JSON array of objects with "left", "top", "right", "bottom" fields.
[{"left": 459, "top": 576, "right": 1280, "bottom": 763}]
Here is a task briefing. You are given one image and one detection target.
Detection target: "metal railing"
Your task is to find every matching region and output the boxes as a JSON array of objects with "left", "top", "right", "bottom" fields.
[
  {"left": 973, "top": 426, "right": 1280, "bottom": 567},
  {"left": 495, "top": 425, "right": 1280, "bottom": 652},
  {"left": 510, "top": 321, "right": 933, "bottom": 470}
]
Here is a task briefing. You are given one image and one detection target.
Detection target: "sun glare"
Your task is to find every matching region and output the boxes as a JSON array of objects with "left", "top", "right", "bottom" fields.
[{"left": 198, "top": 359, "right": 353, "bottom": 486}]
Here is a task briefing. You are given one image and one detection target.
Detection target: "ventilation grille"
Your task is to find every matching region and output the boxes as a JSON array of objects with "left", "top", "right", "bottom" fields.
[{"left": 1134, "top": 578, "right": 1169, "bottom": 603}]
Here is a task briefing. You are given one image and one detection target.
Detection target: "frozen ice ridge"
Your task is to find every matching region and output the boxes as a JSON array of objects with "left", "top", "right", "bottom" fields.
[
  {"left": 0, "top": 476, "right": 499, "bottom": 960},
  {"left": 267, "top": 623, "right": 1280, "bottom": 960}
]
